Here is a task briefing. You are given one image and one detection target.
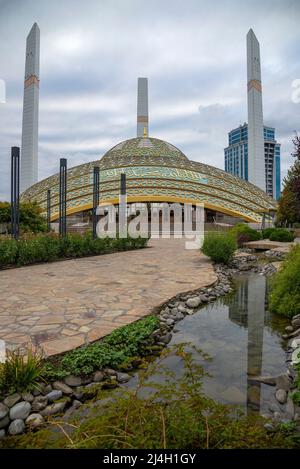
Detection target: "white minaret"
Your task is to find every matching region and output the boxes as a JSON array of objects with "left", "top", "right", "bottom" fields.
[
  {"left": 247, "top": 29, "right": 266, "bottom": 192},
  {"left": 137, "top": 77, "right": 148, "bottom": 137},
  {"left": 21, "top": 23, "right": 40, "bottom": 193}
]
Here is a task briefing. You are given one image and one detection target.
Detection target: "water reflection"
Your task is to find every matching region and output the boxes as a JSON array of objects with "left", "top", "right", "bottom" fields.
[
  {"left": 169, "top": 274, "right": 287, "bottom": 414},
  {"left": 126, "top": 273, "right": 288, "bottom": 415},
  {"left": 228, "top": 276, "right": 265, "bottom": 414}
]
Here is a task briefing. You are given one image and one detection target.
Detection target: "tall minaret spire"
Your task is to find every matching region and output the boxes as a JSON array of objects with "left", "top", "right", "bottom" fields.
[
  {"left": 21, "top": 23, "right": 40, "bottom": 193},
  {"left": 247, "top": 29, "right": 266, "bottom": 192},
  {"left": 137, "top": 77, "right": 148, "bottom": 137}
]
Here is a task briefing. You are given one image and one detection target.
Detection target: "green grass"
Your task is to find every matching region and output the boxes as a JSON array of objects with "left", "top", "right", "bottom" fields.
[{"left": 0, "top": 347, "right": 45, "bottom": 396}]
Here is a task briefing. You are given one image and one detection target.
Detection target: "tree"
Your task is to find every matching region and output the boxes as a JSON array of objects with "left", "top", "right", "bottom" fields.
[
  {"left": 277, "top": 134, "right": 300, "bottom": 226},
  {"left": 0, "top": 201, "right": 47, "bottom": 233}
]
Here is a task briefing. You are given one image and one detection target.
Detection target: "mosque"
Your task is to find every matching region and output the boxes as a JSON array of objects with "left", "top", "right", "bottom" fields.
[{"left": 20, "top": 26, "right": 276, "bottom": 225}]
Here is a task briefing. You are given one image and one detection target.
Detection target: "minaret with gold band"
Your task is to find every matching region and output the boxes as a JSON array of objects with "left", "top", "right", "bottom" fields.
[
  {"left": 137, "top": 77, "right": 148, "bottom": 137},
  {"left": 247, "top": 29, "right": 266, "bottom": 192},
  {"left": 21, "top": 23, "right": 40, "bottom": 193}
]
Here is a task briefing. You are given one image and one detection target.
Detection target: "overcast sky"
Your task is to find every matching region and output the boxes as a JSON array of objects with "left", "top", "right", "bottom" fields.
[{"left": 0, "top": 0, "right": 299, "bottom": 200}]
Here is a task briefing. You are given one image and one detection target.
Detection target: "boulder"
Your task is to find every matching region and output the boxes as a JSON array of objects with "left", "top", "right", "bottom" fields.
[
  {"left": 32, "top": 395, "right": 48, "bottom": 412},
  {"left": 93, "top": 371, "right": 105, "bottom": 383},
  {"left": 186, "top": 297, "right": 201, "bottom": 309},
  {"left": 0, "top": 415, "right": 10, "bottom": 430},
  {"left": 292, "top": 318, "right": 300, "bottom": 328},
  {"left": 0, "top": 403, "right": 9, "bottom": 420},
  {"left": 72, "top": 400, "right": 81, "bottom": 409},
  {"left": 166, "top": 318, "right": 174, "bottom": 326},
  {"left": 9, "top": 401, "right": 31, "bottom": 420},
  {"left": 46, "top": 390, "right": 63, "bottom": 402},
  {"left": 158, "top": 333, "right": 172, "bottom": 344},
  {"left": 21, "top": 392, "right": 34, "bottom": 403},
  {"left": 288, "top": 328, "right": 300, "bottom": 338},
  {"left": 25, "top": 413, "right": 44, "bottom": 429},
  {"left": 291, "top": 338, "right": 300, "bottom": 349},
  {"left": 103, "top": 368, "right": 117, "bottom": 377},
  {"left": 3, "top": 393, "right": 21, "bottom": 408},
  {"left": 292, "top": 347, "right": 300, "bottom": 365},
  {"left": 64, "top": 375, "right": 82, "bottom": 387},
  {"left": 116, "top": 372, "right": 131, "bottom": 383},
  {"left": 275, "top": 389, "right": 287, "bottom": 404},
  {"left": 275, "top": 374, "right": 291, "bottom": 391},
  {"left": 8, "top": 419, "right": 25, "bottom": 435},
  {"left": 0, "top": 429, "right": 5, "bottom": 439},
  {"left": 40, "top": 400, "right": 68, "bottom": 417},
  {"left": 53, "top": 381, "right": 73, "bottom": 395}
]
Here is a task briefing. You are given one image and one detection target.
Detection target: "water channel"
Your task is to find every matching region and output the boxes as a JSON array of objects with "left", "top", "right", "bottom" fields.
[{"left": 127, "top": 273, "right": 289, "bottom": 415}]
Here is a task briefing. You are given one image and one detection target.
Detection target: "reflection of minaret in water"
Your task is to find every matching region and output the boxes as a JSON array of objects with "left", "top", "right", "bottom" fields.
[
  {"left": 246, "top": 275, "right": 265, "bottom": 414},
  {"left": 228, "top": 275, "right": 266, "bottom": 414}
]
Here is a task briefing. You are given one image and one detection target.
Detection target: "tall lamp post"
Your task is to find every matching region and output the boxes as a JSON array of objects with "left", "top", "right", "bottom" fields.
[
  {"left": 11, "top": 146, "right": 20, "bottom": 239},
  {"left": 92, "top": 166, "right": 100, "bottom": 239},
  {"left": 59, "top": 158, "right": 67, "bottom": 236}
]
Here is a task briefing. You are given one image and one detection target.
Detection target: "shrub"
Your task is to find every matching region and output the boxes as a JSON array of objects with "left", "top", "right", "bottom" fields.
[
  {"left": 0, "top": 346, "right": 45, "bottom": 394},
  {"left": 269, "top": 228, "right": 295, "bottom": 242},
  {"left": 230, "top": 223, "right": 261, "bottom": 247},
  {"left": 0, "top": 201, "right": 47, "bottom": 233},
  {"left": 0, "top": 237, "right": 18, "bottom": 267},
  {"left": 262, "top": 227, "right": 277, "bottom": 239},
  {"left": 269, "top": 245, "right": 300, "bottom": 318},
  {"left": 201, "top": 232, "right": 237, "bottom": 265},
  {"left": 0, "top": 232, "right": 149, "bottom": 269}
]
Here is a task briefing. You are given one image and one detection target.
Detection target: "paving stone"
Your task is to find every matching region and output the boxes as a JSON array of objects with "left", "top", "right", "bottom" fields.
[{"left": 0, "top": 239, "right": 217, "bottom": 356}]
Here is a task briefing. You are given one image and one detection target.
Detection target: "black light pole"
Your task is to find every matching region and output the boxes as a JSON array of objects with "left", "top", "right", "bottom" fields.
[
  {"left": 119, "top": 173, "right": 127, "bottom": 238},
  {"left": 11, "top": 146, "right": 20, "bottom": 239},
  {"left": 59, "top": 158, "right": 67, "bottom": 236},
  {"left": 92, "top": 166, "right": 100, "bottom": 239},
  {"left": 47, "top": 189, "right": 51, "bottom": 232},
  {"left": 120, "top": 173, "right": 126, "bottom": 196}
]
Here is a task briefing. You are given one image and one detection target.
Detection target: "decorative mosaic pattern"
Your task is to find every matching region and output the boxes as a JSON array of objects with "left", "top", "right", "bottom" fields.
[{"left": 21, "top": 137, "right": 277, "bottom": 222}]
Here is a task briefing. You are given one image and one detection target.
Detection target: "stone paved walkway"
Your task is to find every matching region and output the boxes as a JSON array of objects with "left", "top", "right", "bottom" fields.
[{"left": 0, "top": 238, "right": 217, "bottom": 356}]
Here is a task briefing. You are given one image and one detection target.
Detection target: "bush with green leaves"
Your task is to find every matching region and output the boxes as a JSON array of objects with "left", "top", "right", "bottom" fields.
[
  {"left": 262, "top": 227, "right": 277, "bottom": 239},
  {"left": 230, "top": 223, "right": 261, "bottom": 247},
  {"left": 0, "top": 232, "right": 149, "bottom": 268},
  {"left": 0, "top": 347, "right": 45, "bottom": 395},
  {"left": 201, "top": 232, "right": 237, "bottom": 265},
  {"left": 0, "top": 201, "right": 47, "bottom": 233},
  {"left": 44, "top": 315, "right": 159, "bottom": 378},
  {"left": 269, "top": 228, "right": 295, "bottom": 242},
  {"left": 269, "top": 244, "right": 300, "bottom": 318}
]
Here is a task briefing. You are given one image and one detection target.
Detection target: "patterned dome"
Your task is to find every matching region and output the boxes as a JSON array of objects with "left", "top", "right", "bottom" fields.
[
  {"left": 21, "top": 136, "right": 277, "bottom": 223},
  {"left": 101, "top": 137, "right": 189, "bottom": 165}
]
